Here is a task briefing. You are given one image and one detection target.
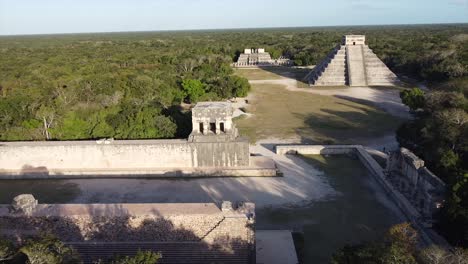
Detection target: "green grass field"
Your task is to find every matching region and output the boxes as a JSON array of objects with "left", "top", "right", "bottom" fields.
[
  {"left": 256, "top": 155, "right": 401, "bottom": 263},
  {"left": 235, "top": 83, "right": 402, "bottom": 143}
]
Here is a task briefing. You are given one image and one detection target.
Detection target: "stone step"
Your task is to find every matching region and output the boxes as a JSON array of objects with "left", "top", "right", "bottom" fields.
[
  {"left": 69, "top": 242, "right": 251, "bottom": 264},
  {"left": 346, "top": 45, "right": 367, "bottom": 86}
]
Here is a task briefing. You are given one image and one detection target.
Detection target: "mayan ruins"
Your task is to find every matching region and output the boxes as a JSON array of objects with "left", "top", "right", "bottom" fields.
[
  {"left": 386, "top": 148, "right": 446, "bottom": 224},
  {"left": 0, "top": 101, "right": 276, "bottom": 178},
  {"left": 0, "top": 196, "right": 255, "bottom": 263},
  {"left": 1, "top": 11, "right": 464, "bottom": 262},
  {"left": 307, "top": 35, "right": 399, "bottom": 86},
  {"left": 234, "top": 48, "right": 292, "bottom": 67}
]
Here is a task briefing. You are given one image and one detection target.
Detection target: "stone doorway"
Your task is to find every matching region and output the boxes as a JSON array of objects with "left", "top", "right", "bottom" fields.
[
  {"left": 199, "top": 123, "right": 204, "bottom": 134},
  {"left": 210, "top": 123, "right": 216, "bottom": 133},
  {"left": 220, "top": 122, "right": 225, "bottom": 133}
]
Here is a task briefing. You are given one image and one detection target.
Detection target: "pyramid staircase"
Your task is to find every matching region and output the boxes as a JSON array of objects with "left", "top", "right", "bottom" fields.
[
  {"left": 307, "top": 40, "right": 399, "bottom": 87},
  {"left": 346, "top": 45, "right": 367, "bottom": 86},
  {"left": 362, "top": 45, "right": 399, "bottom": 86},
  {"left": 306, "top": 45, "right": 348, "bottom": 86}
]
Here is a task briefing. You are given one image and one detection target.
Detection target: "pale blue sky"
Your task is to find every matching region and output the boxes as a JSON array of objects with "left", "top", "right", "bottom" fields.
[{"left": 0, "top": 0, "right": 467, "bottom": 35}]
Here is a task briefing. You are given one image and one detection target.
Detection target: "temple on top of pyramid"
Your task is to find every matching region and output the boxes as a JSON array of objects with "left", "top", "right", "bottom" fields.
[
  {"left": 234, "top": 48, "right": 292, "bottom": 67},
  {"left": 306, "top": 35, "right": 399, "bottom": 87}
]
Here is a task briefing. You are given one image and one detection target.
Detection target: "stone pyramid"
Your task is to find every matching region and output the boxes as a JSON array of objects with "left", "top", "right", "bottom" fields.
[{"left": 307, "top": 35, "right": 399, "bottom": 87}]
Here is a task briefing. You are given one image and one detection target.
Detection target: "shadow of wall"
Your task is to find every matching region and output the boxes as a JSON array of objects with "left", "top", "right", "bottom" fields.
[{"left": 0, "top": 204, "right": 255, "bottom": 264}]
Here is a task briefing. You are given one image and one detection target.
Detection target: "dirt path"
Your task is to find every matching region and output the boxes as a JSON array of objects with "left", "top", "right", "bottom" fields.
[{"left": 70, "top": 141, "right": 336, "bottom": 207}]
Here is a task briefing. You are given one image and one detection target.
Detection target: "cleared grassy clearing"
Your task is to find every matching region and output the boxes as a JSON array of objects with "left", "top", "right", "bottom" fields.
[
  {"left": 235, "top": 83, "right": 402, "bottom": 143},
  {"left": 234, "top": 66, "right": 310, "bottom": 81},
  {"left": 257, "top": 155, "right": 400, "bottom": 263}
]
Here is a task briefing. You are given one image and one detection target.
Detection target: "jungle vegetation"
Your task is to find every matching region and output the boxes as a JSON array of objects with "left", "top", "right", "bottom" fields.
[{"left": 0, "top": 24, "right": 466, "bottom": 141}]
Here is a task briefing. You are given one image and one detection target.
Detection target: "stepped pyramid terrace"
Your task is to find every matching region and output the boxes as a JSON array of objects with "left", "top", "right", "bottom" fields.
[
  {"left": 306, "top": 35, "right": 399, "bottom": 87},
  {"left": 234, "top": 48, "right": 292, "bottom": 67}
]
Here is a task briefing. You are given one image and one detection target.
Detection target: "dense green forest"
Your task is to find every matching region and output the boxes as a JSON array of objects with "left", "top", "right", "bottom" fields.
[{"left": 1, "top": 24, "right": 467, "bottom": 141}]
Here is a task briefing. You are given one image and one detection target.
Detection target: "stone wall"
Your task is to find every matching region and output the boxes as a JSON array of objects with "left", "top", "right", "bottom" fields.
[
  {"left": 0, "top": 139, "right": 250, "bottom": 175},
  {"left": 0, "top": 202, "right": 255, "bottom": 244},
  {"left": 275, "top": 145, "right": 358, "bottom": 155},
  {"left": 0, "top": 201, "right": 256, "bottom": 263},
  {"left": 387, "top": 148, "right": 445, "bottom": 221}
]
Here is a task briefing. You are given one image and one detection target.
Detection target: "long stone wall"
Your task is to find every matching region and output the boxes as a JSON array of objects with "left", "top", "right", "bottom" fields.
[
  {"left": 387, "top": 148, "right": 445, "bottom": 221},
  {"left": 275, "top": 144, "right": 359, "bottom": 155},
  {"left": 0, "top": 139, "right": 252, "bottom": 176},
  {"left": 0, "top": 201, "right": 255, "bottom": 263}
]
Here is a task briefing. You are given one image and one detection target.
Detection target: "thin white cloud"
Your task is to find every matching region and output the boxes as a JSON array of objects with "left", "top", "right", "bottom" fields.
[{"left": 449, "top": 0, "right": 468, "bottom": 6}]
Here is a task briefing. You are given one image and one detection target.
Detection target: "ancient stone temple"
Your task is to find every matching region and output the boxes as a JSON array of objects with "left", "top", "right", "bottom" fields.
[
  {"left": 189, "top": 102, "right": 239, "bottom": 142},
  {"left": 0, "top": 102, "right": 276, "bottom": 177},
  {"left": 307, "top": 35, "right": 399, "bottom": 86},
  {"left": 386, "top": 148, "right": 446, "bottom": 224},
  {"left": 234, "top": 48, "right": 291, "bottom": 67}
]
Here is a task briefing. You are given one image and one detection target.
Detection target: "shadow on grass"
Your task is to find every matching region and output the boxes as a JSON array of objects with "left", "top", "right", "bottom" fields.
[
  {"left": 293, "top": 105, "right": 401, "bottom": 144},
  {"left": 256, "top": 155, "right": 402, "bottom": 264}
]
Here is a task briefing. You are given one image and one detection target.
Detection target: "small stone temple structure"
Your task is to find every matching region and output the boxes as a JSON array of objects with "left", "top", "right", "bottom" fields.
[
  {"left": 234, "top": 48, "right": 291, "bottom": 67},
  {"left": 189, "top": 102, "right": 239, "bottom": 142},
  {"left": 0, "top": 195, "right": 256, "bottom": 264},
  {"left": 386, "top": 148, "right": 446, "bottom": 224},
  {"left": 306, "top": 35, "right": 399, "bottom": 86},
  {"left": 0, "top": 102, "right": 276, "bottom": 177}
]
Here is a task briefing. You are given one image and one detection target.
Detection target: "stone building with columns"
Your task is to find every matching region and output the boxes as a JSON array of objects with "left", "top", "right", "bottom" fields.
[
  {"left": 189, "top": 102, "right": 239, "bottom": 142},
  {"left": 233, "top": 48, "right": 292, "bottom": 67}
]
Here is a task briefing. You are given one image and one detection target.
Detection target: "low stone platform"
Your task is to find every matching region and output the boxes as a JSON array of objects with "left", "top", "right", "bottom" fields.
[
  {"left": 256, "top": 230, "right": 298, "bottom": 264},
  {"left": 0, "top": 156, "right": 277, "bottom": 179}
]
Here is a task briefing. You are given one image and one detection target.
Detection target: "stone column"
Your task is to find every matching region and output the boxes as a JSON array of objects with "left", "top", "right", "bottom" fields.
[
  {"left": 203, "top": 122, "right": 209, "bottom": 135},
  {"left": 215, "top": 122, "right": 220, "bottom": 135}
]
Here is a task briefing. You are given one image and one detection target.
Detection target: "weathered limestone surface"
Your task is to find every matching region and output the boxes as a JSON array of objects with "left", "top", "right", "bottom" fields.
[
  {"left": 0, "top": 200, "right": 256, "bottom": 263},
  {"left": 307, "top": 35, "right": 399, "bottom": 87},
  {"left": 0, "top": 140, "right": 250, "bottom": 172},
  {"left": 363, "top": 46, "right": 399, "bottom": 86},
  {"left": 11, "top": 194, "right": 38, "bottom": 216},
  {"left": 347, "top": 45, "right": 367, "bottom": 86},
  {"left": 308, "top": 45, "right": 347, "bottom": 86},
  {"left": 0, "top": 202, "right": 254, "bottom": 243},
  {"left": 387, "top": 148, "right": 445, "bottom": 221}
]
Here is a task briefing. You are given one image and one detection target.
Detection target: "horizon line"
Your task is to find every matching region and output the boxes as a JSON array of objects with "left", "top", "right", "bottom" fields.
[{"left": 1, "top": 22, "right": 467, "bottom": 37}]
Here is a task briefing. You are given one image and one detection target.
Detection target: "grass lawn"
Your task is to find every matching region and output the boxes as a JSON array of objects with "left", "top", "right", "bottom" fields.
[
  {"left": 234, "top": 66, "right": 310, "bottom": 81},
  {"left": 235, "top": 83, "right": 402, "bottom": 143},
  {"left": 256, "top": 155, "right": 401, "bottom": 263}
]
